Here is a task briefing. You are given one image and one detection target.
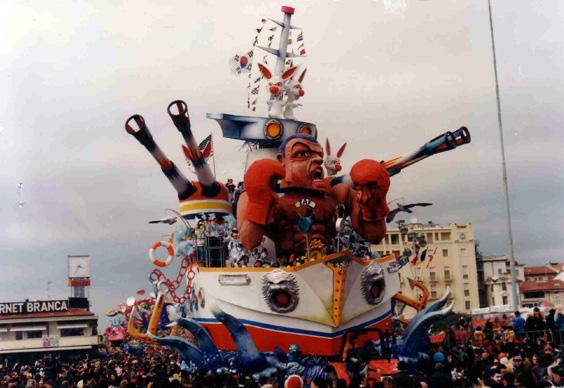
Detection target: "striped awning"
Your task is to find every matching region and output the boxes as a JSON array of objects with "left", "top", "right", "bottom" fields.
[
  {"left": 57, "top": 323, "right": 88, "bottom": 329},
  {"left": 10, "top": 326, "right": 46, "bottom": 332}
]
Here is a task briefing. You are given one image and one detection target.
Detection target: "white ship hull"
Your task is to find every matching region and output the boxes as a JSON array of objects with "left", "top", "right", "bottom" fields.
[{"left": 187, "top": 251, "right": 400, "bottom": 355}]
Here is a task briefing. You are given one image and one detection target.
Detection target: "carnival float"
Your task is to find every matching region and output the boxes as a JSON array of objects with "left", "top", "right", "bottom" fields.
[{"left": 115, "top": 6, "right": 471, "bottom": 382}]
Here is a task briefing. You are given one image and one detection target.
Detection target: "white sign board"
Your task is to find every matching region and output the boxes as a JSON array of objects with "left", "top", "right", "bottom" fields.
[{"left": 68, "top": 255, "right": 91, "bottom": 278}]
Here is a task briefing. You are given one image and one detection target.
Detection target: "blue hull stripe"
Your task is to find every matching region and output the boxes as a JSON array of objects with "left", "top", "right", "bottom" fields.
[{"left": 194, "top": 308, "right": 392, "bottom": 339}]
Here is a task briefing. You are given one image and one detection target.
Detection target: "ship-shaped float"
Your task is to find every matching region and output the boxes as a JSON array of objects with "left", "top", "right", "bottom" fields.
[{"left": 123, "top": 6, "right": 470, "bottom": 358}]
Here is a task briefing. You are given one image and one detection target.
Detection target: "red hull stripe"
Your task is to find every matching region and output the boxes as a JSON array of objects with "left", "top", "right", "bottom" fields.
[
  {"left": 194, "top": 307, "right": 392, "bottom": 338},
  {"left": 201, "top": 316, "right": 392, "bottom": 356}
]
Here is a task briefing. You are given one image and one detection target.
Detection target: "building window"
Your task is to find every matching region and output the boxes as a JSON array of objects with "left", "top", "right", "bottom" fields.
[
  {"left": 430, "top": 285, "right": 437, "bottom": 299},
  {"left": 426, "top": 233, "right": 434, "bottom": 243},
  {"left": 440, "top": 232, "right": 451, "bottom": 241},
  {"left": 502, "top": 283, "right": 507, "bottom": 291},
  {"left": 460, "top": 247, "right": 467, "bottom": 257},
  {"left": 60, "top": 328, "right": 83, "bottom": 337},
  {"left": 442, "top": 249, "right": 448, "bottom": 257},
  {"left": 465, "top": 300, "right": 471, "bottom": 310},
  {"left": 429, "top": 269, "right": 436, "bottom": 281},
  {"left": 498, "top": 268, "right": 503, "bottom": 275},
  {"left": 444, "top": 267, "right": 451, "bottom": 281},
  {"left": 524, "top": 291, "right": 544, "bottom": 299},
  {"left": 502, "top": 296, "right": 508, "bottom": 305},
  {"left": 390, "top": 234, "right": 399, "bottom": 245},
  {"left": 26, "top": 331, "right": 42, "bottom": 339},
  {"left": 16, "top": 332, "right": 23, "bottom": 340},
  {"left": 464, "top": 283, "right": 470, "bottom": 297},
  {"left": 463, "top": 266, "right": 469, "bottom": 279}
]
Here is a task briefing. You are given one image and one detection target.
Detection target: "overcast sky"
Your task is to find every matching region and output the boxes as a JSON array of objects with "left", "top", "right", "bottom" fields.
[{"left": 0, "top": 0, "right": 562, "bottom": 322}]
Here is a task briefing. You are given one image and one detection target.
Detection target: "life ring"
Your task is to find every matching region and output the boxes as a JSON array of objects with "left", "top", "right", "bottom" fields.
[{"left": 149, "top": 241, "right": 175, "bottom": 267}]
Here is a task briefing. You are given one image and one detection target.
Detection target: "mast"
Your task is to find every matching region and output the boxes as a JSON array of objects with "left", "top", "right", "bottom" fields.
[
  {"left": 275, "top": 6, "right": 294, "bottom": 76},
  {"left": 257, "top": 6, "right": 299, "bottom": 79}
]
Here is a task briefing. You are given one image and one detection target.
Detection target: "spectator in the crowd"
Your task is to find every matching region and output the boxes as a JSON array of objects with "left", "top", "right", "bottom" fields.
[
  {"left": 310, "top": 376, "right": 329, "bottom": 388},
  {"left": 284, "top": 374, "right": 303, "bottom": 388},
  {"left": 513, "top": 311, "right": 526, "bottom": 340},
  {"left": 428, "top": 362, "right": 452, "bottom": 388},
  {"left": 502, "top": 371, "right": 515, "bottom": 388},
  {"left": 545, "top": 358, "right": 562, "bottom": 387},
  {"left": 531, "top": 353, "right": 545, "bottom": 384},
  {"left": 526, "top": 307, "right": 547, "bottom": 342},
  {"left": 555, "top": 307, "right": 564, "bottom": 345}
]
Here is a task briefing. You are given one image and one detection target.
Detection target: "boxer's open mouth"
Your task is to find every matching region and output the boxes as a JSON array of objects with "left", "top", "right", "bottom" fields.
[{"left": 312, "top": 167, "right": 324, "bottom": 181}]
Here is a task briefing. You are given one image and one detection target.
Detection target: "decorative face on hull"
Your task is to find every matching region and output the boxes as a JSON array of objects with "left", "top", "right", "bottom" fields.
[
  {"left": 360, "top": 262, "right": 386, "bottom": 305},
  {"left": 262, "top": 269, "right": 300, "bottom": 313}
]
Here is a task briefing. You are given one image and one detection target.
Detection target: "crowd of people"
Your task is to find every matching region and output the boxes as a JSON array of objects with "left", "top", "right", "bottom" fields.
[
  {"left": 412, "top": 307, "right": 564, "bottom": 388},
  {"left": 2, "top": 307, "right": 564, "bottom": 387},
  {"left": 0, "top": 344, "right": 334, "bottom": 388}
]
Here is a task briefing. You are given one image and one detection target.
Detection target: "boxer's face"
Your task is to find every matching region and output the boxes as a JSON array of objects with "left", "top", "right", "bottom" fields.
[{"left": 278, "top": 138, "right": 325, "bottom": 190}]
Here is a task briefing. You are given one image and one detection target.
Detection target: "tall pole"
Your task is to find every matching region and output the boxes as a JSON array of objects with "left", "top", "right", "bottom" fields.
[{"left": 487, "top": 0, "right": 520, "bottom": 309}]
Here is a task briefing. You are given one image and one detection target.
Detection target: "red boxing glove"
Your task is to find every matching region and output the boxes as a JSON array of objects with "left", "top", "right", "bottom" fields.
[
  {"left": 244, "top": 159, "right": 285, "bottom": 225},
  {"left": 350, "top": 159, "right": 390, "bottom": 221}
]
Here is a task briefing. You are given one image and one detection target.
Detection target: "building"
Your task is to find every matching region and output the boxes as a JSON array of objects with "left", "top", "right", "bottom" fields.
[
  {"left": 520, "top": 280, "right": 564, "bottom": 308},
  {"left": 372, "top": 220, "right": 479, "bottom": 315},
  {"left": 0, "top": 299, "right": 99, "bottom": 356},
  {"left": 477, "top": 254, "right": 524, "bottom": 309},
  {"left": 524, "top": 263, "right": 564, "bottom": 282},
  {"left": 0, "top": 255, "right": 99, "bottom": 358},
  {"left": 518, "top": 262, "right": 564, "bottom": 308}
]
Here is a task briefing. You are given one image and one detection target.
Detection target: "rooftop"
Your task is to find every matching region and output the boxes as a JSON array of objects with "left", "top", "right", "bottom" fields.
[
  {"left": 523, "top": 262, "right": 564, "bottom": 276},
  {"left": 480, "top": 255, "right": 523, "bottom": 266},
  {"left": 0, "top": 309, "right": 95, "bottom": 321},
  {"left": 520, "top": 280, "right": 564, "bottom": 293}
]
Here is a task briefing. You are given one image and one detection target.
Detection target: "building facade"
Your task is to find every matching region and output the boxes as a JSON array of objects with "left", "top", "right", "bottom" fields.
[
  {"left": 0, "top": 255, "right": 99, "bottom": 357},
  {"left": 477, "top": 255, "right": 525, "bottom": 309},
  {"left": 520, "top": 280, "right": 564, "bottom": 308},
  {"left": 0, "top": 299, "right": 99, "bottom": 356},
  {"left": 520, "top": 262, "right": 564, "bottom": 307},
  {"left": 372, "top": 221, "right": 479, "bottom": 315}
]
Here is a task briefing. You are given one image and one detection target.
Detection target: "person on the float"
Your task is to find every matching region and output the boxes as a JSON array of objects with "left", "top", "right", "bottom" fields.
[
  {"left": 237, "top": 134, "right": 389, "bottom": 260},
  {"left": 195, "top": 220, "right": 206, "bottom": 260}
]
